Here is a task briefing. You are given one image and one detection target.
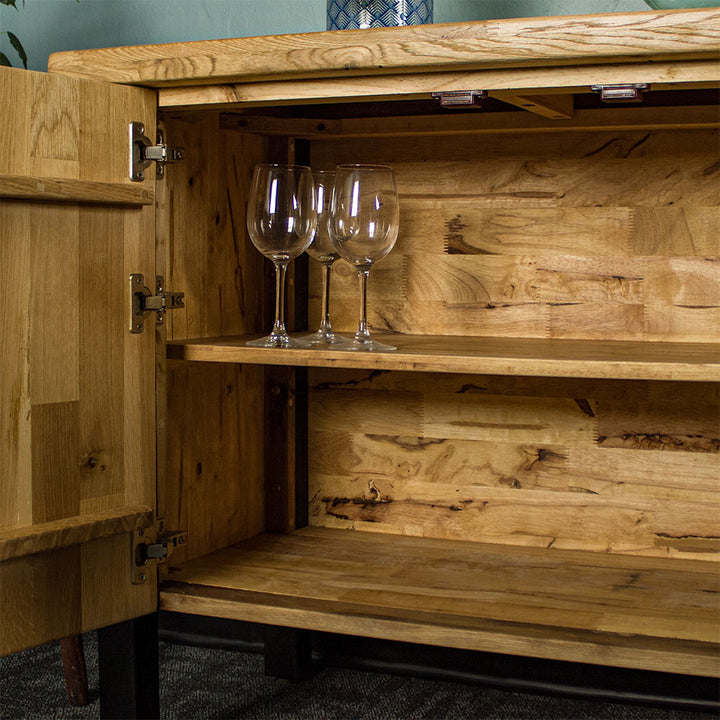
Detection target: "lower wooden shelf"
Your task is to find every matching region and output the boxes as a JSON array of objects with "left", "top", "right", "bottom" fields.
[
  {"left": 160, "top": 526, "right": 719, "bottom": 677},
  {"left": 167, "top": 335, "right": 720, "bottom": 382}
]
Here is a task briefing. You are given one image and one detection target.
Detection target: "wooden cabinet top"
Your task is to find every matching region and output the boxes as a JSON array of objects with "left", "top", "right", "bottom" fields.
[{"left": 48, "top": 8, "right": 720, "bottom": 89}]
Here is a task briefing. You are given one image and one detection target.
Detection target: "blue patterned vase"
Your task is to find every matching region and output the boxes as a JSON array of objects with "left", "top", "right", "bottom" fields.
[{"left": 327, "top": 0, "right": 433, "bottom": 30}]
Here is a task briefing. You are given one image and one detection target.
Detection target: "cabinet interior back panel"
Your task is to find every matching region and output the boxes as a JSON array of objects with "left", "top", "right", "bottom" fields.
[
  {"left": 310, "top": 128, "right": 719, "bottom": 343},
  {"left": 307, "top": 370, "right": 719, "bottom": 560}
]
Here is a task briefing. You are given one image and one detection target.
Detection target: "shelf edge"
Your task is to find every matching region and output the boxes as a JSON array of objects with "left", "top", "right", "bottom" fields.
[{"left": 0, "top": 505, "right": 154, "bottom": 562}]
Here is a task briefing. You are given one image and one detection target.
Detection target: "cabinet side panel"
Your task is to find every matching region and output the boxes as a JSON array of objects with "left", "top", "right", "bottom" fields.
[
  {"left": 164, "top": 362, "right": 265, "bottom": 566},
  {"left": 308, "top": 370, "right": 720, "bottom": 561},
  {"left": 159, "top": 112, "right": 268, "bottom": 341},
  {"left": 310, "top": 128, "right": 719, "bottom": 343},
  {"left": 159, "top": 114, "right": 270, "bottom": 561}
]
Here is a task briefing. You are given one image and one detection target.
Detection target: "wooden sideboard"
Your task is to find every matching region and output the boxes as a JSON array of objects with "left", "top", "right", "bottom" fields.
[{"left": 2, "top": 8, "right": 718, "bottom": 687}]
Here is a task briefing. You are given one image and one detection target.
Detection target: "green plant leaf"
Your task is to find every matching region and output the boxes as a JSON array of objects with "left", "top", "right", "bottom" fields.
[
  {"left": 0, "top": 51, "right": 12, "bottom": 66},
  {"left": 6, "top": 30, "right": 26, "bottom": 68}
]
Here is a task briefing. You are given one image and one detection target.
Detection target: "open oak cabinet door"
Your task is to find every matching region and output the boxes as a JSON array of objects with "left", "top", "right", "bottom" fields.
[{"left": 0, "top": 66, "right": 159, "bottom": 655}]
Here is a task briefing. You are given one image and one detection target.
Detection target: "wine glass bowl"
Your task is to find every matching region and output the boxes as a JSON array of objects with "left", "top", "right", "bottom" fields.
[
  {"left": 245, "top": 164, "right": 316, "bottom": 348},
  {"left": 328, "top": 164, "right": 399, "bottom": 351},
  {"left": 300, "top": 171, "right": 349, "bottom": 346},
  {"left": 305, "top": 171, "right": 339, "bottom": 265}
]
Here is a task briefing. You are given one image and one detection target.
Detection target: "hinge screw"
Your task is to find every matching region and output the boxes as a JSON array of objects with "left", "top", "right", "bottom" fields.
[{"left": 138, "top": 572, "right": 146, "bottom": 582}]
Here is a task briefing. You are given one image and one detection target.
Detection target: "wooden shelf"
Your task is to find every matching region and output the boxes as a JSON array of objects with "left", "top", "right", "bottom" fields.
[
  {"left": 167, "top": 335, "right": 720, "bottom": 382},
  {"left": 0, "top": 505, "right": 153, "bottom": 562},
  {"left": 0, "top": 174, "right": 154, "bottom": 206},
  {"left": 160, "top": 527, "right": 720, "bottom": 677}
]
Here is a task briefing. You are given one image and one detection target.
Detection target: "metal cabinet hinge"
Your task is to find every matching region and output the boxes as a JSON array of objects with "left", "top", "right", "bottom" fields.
[
  {"left": 129, "top": 121, "right": 184, "bottom": 181},
  {"left": 591, "top": 84, "right": 648, "bottom": 103},
  {"left": 431, "top": 90, "right": 486, "bottom": 108},
  {"left": 132, "top": 518, "right": 187, "bottom": 585},
  {"left": 129, "top": 273, "right": 185, "bottom": 334}
]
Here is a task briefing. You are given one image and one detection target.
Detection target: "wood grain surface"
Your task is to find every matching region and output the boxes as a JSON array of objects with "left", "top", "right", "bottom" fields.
[
  {"left": 0, "top": 506, "right": 153, "bottom": 562},
  {"left": 0, "top": 67, "right": 158, "bottom": 655},
  {"left": 157, "top": 60, "right": 720, "bottom": 110},
  {"left": 158, "top": 113, "right": 269, "bottom": 566},
  {"left": 160, "top": 526, "right": 720, "bottom": 676},
  {"left": 217, "top": 106, "right": 720, "bottom": 141},
  {"left": 48, "top": 10, "right": 720, "bottom": 88},
  {"left": 167, "top": 335, "right": 720, "bottom": 382},
  {"left": 310, "top": 127, "right": 719, "bottom": 344},
  {"left": 306, "top": 370, "right": 720, "bottom": 560},
  {"left": 0, "top": 174, "right": 154, "bottom": 205}
]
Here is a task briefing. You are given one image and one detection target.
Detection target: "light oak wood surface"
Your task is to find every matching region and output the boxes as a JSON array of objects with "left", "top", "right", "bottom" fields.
[
  {"left": 309, "top": 127, "right": 719, "bottom": 345},
  {"left": 157, "top": 114, "right": 271, "bottom": 565},
  {"left": 0, "top": 174, "right": 154, "bottom": 205},
  {"left": 160, "top": 526, "right": 720, "bottom": 676},
  {"left": 30, "top": 13, "right": 718, "bottom": 679},
  {"left": 48, "top": 10, "right": 720, "bottom": 88},
  {"left": 0, "top": 67, "right": 158, "bottom": 655},
  {"left": 156, "top": 60, "right": 719, "bottom": 110},
  {"left": 0, "top": 506, "right": 153, "bottom": 562},
  {"left": 168, "top": 335, "right": 720, "bottom": 382},
  {"left": 306, "top": 370, "right": 719, "bottom": 560}
]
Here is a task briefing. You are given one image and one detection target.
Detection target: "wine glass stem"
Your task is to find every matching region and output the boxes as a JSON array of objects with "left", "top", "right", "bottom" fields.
[
  {"left": 272, "top": 261, "right": 289, "bottom": 336},
  {"left": 356, "top": 268, "right": 371, "bottom": 341},
  {"left": 319, "top": 261, "right": 333, "bottom": 333}
]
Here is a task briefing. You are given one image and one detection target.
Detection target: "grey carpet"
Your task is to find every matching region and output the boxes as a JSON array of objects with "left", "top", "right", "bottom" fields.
[{"left": 0, "top": 634, "right": 714, "bottom": 719}]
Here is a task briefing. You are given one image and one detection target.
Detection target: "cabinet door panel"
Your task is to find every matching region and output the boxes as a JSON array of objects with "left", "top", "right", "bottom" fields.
[{"left": 0, "top": 67, "right": 157, "bottom": 655}]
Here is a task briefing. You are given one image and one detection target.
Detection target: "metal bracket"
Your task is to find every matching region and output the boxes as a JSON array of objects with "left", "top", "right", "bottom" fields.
[
  {"left": 431, "top": 90, "right": 486, "bottom": 109},
  {"left": 129, "top": 121, "right": 184, "bottom": 182},
  {"left": 591, "top": 84, "right": 648, "bottom": 103},
  {"left": 129, "top": 273, "right": 185, "bottom": 334},
  {"left": 131, "top": 519, "right": 187, "bottom": 585}
]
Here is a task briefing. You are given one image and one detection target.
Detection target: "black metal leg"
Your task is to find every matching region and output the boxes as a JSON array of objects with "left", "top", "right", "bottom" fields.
[
  {"left": 264, "top": 625, "right": 313, "bottom": 681},
  {"left": 97, "top": 613, "right": 159, "bottom": 719}
]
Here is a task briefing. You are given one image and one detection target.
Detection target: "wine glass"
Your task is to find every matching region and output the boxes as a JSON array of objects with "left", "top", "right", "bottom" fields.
[
  {"left": 328, "top": 164, "right": 400, "bottom": 351},
  {"left": 245, "top": 164, "right": 316, "bottom": 348},
  {"left": 299, "top": 171, "right": 350, "bottom": 346}
]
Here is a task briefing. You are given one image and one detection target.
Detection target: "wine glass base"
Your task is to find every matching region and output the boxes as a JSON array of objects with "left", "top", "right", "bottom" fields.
[
  {"left": 343, "top": 336, "right": 397, "bottom": 352},
  {"left": 298, "top": 329, "right": 352, "bottom": 347},
  {"left": 246, "top": 333, "right": 311, "bottom": 348}
]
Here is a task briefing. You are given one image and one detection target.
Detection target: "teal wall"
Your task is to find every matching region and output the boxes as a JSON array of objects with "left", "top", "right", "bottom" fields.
[{"left": 3, "top": 0, "right": 653, "bottom": 72}]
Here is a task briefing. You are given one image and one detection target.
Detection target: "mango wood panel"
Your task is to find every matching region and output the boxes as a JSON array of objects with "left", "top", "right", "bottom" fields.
[
  {"left": 160, "top": 527, "right": 719, "bottom": 676},
  {"left": 48, "top": 10, "right": 720, "bottom": 87},
  {"left": 310, "top": 128, "right": 719, "bottom": 343},
  {"left": 0, "top": 68, "right": 158, "bottom": 655},
  {"left": 307, "top": 370, "right": 720, "bottom": 561}
]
